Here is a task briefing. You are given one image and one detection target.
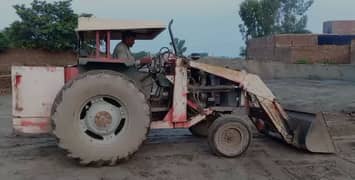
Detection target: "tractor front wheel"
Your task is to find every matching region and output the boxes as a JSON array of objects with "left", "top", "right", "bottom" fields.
[{"left": 208, "top": 115, "right": 252, "bottom": 157}]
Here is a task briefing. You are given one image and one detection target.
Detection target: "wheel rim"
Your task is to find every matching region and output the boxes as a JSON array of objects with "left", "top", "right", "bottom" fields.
[
  {"left": 215, "top": 123, "right": 248, "bottom": 156},
  {"left": 78, "top": 96, "right": 128, "bottom": 142}
]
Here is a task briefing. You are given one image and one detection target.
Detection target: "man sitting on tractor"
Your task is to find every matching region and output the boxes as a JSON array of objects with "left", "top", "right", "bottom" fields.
[
  {"left": 112, "top": 31, "right": 136, "bottom": 66},
  {"left": 113, "top": 31, "right": 153, "bottom": 66}
]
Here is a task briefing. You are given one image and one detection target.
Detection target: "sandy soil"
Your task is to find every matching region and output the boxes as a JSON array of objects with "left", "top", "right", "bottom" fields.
[{"left": 1, "top": 79, "right": 355, "bottom": 180}]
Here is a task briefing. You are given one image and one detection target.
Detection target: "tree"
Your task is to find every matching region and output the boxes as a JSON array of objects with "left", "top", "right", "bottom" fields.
[
  {"left": 239, "top": 0, "right": 280, "bottom": 41},
  {"left": 170, "top": 38, "right": 187, "bottom": 56},
  {"left": 0, "top": 32, "right": 9, "bottom": 52},
  {"left": 239, "top": 0, "right": 313, "bottom": 41},
  {"left": 277, "top": 0, "right": 314, "bottom": 33},
  {"left": 239, "top": 46, "right": 246, "bottom": 57},
  {"left": 5, "top": 0, "right": 78, "bottom": 51},
  {"left": 79, "top": 13, "right": 93, "bottom": 18}
]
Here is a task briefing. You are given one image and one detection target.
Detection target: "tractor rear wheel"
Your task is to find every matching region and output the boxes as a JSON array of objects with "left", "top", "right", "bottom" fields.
[
  {"left": 208, "top": 115, "right": 251, "bottom": 157},
  {"left": 51, "top": 70, "right": 150, "bottom": 166}
]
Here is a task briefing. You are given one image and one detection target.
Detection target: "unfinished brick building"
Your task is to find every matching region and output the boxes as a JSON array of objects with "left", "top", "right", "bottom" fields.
[
  {"left": 323, "top": 20, "right": 355, "bottom": 34},
  {"left": 247, "top": 21, "right": 355, "bottom": 64}
]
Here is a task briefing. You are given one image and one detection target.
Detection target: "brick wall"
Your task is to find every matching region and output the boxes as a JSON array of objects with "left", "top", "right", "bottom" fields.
[
  {"left": 323, "top": 21, "right": 355, "bottom": 35},
  {"left": 274, "top": 34, "right": 318, "bottom": 47},
  {"left": 291, "top": 45, "right": 350, "bottom": 64},
  {"left": 247, "top": 34, "right": 351, "bottom": 64},
  {"left": 0, "top": 48, "right": 76, "bottom": 74},
  {"left": 351, "top": 40, "right": 355, "bottom": 64},
  {"left": 247, "top": 36, "right": 277, "bottom": 61}
]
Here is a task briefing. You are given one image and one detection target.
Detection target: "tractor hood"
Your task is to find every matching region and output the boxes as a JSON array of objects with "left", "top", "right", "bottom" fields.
[{"left": 76, "top": 17, "right": 166, "bottom": 40}]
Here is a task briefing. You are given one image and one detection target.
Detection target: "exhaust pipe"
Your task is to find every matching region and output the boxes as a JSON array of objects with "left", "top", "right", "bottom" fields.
[{"left": 168, "top": 19, "right": 178, "bottom": 56}]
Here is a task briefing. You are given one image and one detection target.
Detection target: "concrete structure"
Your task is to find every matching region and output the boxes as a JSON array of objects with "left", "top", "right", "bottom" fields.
[
  {"left": 199, "top": 58, "right": 355, "bottom": 82},
  {"left": 324, "top": 21, "right": 355, "bottom": 35}
]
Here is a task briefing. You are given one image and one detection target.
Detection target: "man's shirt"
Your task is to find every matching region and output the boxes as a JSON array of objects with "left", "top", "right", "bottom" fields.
[{"left": 112, "top": 42, "right": 135, "bottom": 66}]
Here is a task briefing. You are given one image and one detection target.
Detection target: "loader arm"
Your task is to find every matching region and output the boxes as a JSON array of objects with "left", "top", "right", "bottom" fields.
[
  {"left": 189, "top": 61, "right": 293, "bottom": 143},
  {"left": 189, "top": 61, "right": 335, "bottom": 153}
]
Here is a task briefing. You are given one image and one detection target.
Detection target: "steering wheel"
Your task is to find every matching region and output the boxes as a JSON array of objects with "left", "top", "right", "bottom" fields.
[{"left": 149, "top": 47, "right": 171, "bottom": 73}]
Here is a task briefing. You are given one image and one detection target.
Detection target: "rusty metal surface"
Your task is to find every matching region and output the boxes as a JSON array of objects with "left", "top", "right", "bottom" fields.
[
  {"left": 258, "top": 98, "right": 293, "bottom": 143},
  {"left": 2, "top": 78, "right": 355, "bottom": 179},
  {"left": 13, "top": 117, "right": 51, "bottom": 134},
  {"left": 172, "top": 58, "right": 187, "bottom": 123},
  {"left": 189, "top": 61, "right": 246, "bottom": 82},
  {"left": 189, "top": 61, "right": 275, "bottom": 100},
  {"left": 286, "top": 110, "right": 336, "bottom": 153},
  {"left": 189, "top": 85, "right": 239, "bottom": 92},
  {"left": 64, "top": 66, "right": 79, "bottom": 82},
  {"left": 11, "top": 66, "right": 64, "bottom": 134},
  {"left": 189, "top": 61, "right": 288, "bottom": 139},
  {"left": 190, "top": 61, "right": 335, "bottom": 153},
  {"left": 94, "top": 111, "right": 113, "bottom": 129}
]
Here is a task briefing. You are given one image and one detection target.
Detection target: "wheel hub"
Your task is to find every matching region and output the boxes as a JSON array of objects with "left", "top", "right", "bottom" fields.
[
  {"left": 223, "top": 128, "right": 241, "bottom": 145},
  {"left": 80, "top": 97, "right": 127, "bottom": 139},
  {"left": 95, "top": 111, "right": 113, "bottom": 129}
]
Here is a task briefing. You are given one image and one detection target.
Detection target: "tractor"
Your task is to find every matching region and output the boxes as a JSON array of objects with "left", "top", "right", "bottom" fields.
[{"left": 11, "top": 17, "right": 335, "bottom": 166}]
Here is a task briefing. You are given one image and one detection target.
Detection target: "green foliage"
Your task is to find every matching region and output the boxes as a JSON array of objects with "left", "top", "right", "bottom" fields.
[
  {"left": 239, "top": 0, "right": 313, "bottom": 41},
  {"left": 295, "top": 58, "right": 310, "bottom": 64},
  {"left": 170, "top": 38, "right": 187, "bottom": 56},
  {"left": 239, "top": 46, "right": 247, "bottom": 58},
  {"left": 278, "top": 0, "right": 314, "bottom": 34},
  {"left": 133, "top": 51, "right": 150, "bottom": 59},
  {"left": 239, "top": 0, "right": 280, "bottom": 40},
  {"left": 79, "top": 13, "right": 93, "bottom": 18},
  {"left": 5, "top": 0, "right": 78, "bottom": 51},
  {"left": 321, "top": 60, "right": 338, "bottom": 64},
  {"left": 0, "top": 32, "right": 9, "bottom": 52}
]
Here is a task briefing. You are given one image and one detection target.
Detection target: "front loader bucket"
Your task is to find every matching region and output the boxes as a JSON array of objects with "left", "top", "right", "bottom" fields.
[{"left": 287, "top": 110, "right": 336, "bottom": 153}]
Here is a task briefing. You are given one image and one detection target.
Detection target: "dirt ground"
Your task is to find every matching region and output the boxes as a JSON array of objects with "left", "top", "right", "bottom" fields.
[{"left": 1, "top": 79, "right": 355, "bottom": 180}]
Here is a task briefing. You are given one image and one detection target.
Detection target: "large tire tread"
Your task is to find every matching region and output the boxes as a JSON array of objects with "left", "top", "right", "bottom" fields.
[
  {"left": 51, "top": 70, "right": 150, "bottom": 166},
  {"left": 208, "top": 114, "right": 252, "bottom": 158}
]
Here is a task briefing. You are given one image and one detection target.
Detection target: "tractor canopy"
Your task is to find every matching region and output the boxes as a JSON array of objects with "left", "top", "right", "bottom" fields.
[{"left": 76, "top": 17, "right": 166, "bottom": 40}]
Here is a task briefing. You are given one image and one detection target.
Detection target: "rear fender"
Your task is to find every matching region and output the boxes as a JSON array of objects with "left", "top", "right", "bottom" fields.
[{"left": 12, "top": 66, "right": 65, "bottom": 135}]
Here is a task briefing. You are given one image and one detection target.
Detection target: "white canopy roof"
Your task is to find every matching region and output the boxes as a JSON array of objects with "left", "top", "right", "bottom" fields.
[{"left": 76, "top": 17, "right": 166, "bottom": 40}]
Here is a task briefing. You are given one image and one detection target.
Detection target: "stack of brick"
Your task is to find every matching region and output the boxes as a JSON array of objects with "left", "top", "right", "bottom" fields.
[
  {"left": 247, "top": 36, "right": 275, "bottom": 61},
  {"left": 247, "top": 20, "right": 355, "bottom": 64},
  {"left": 323, "top": 21, "right": 355, "bottom": 35},
  {"left": 247, "top": 34, "right": 351, "bottom": 64},
  {"left": 274, "top": 34, "right": 321, "bottom": 63},
  {"left": 291, "top": 45, "right": 350, "bottom": 64},
  {"left": 247, "top": 34, "right": 318, "bottom": 63},
  {"left": 248, "top": 34, "right": 350, "bottom": 64}
]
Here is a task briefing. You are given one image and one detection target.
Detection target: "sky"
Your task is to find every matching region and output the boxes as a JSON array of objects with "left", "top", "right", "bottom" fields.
[{"left": 0, "top": 0, "right": 355, "bottom": 57}]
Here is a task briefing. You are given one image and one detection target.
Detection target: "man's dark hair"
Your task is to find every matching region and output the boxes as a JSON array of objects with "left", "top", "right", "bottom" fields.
[{"left": 122, "top": 31, "right": 136, "bottom": 40}]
